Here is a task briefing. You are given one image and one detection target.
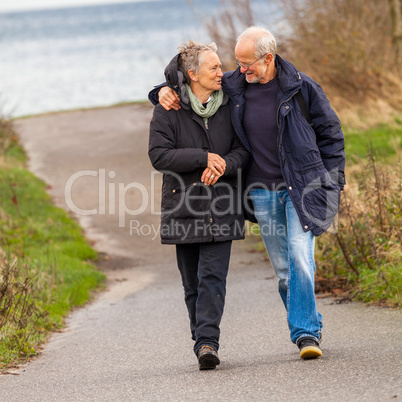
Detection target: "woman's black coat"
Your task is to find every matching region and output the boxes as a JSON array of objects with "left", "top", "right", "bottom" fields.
[{"left": 149, "top": 60, "right": 250, "bottom": 244}]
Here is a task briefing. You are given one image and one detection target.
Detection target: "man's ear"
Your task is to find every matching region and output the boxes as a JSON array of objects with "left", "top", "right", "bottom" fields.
[
  {"left": 266, "top": 53, "right": 274, "bottom": 65},
  {"left": 188, "top": 69, "right": 198, "bottom": 82}
]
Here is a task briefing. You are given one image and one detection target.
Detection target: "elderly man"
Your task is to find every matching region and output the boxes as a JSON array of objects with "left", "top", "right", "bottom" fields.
[{"left": 149, "top": 26, "right": 345, "bottom": 360}]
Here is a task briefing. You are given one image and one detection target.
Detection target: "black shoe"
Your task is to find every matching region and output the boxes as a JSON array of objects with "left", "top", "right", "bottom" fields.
[
  {"left": 197, "top": 345, "right": 220, "bottom": 370},
  {"left": 297, "top": 337, "right": 322, "bottom": 360}
]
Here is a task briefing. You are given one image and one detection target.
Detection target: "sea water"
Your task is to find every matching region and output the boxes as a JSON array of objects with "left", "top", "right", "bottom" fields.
[{"left": 0, "top": 0, "right": 274, "bottom": 117}]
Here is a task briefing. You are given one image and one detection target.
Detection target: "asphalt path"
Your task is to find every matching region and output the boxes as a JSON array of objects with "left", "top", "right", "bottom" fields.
[{"left": 1, "top": 104, "right": 401, "bottom": 401}]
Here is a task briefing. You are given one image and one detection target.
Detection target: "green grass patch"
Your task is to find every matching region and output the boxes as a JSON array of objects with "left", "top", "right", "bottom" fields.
[
  {"left": 343, "top": 122, "right": 402, "bottom": 163},
  {"left": 353, "top": 264, "right": 401, "bottom": 306},
  {"left": 0, "top": 120, "right": 105, "bottom": 371}
]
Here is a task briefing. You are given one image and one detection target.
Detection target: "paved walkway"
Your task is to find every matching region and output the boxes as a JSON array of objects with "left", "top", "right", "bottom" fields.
[{"left": 1, "top": 104, "right": 401, "bottom": 401}]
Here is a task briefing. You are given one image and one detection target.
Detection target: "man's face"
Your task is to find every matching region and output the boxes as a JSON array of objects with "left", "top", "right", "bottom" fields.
[{"left": 235, "top": 40, "right": 269, "bottom": 84}]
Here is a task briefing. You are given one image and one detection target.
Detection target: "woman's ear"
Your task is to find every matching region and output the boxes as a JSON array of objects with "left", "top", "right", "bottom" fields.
[{"left": 188, "top": 69, "right": 198, "bottom": 82}]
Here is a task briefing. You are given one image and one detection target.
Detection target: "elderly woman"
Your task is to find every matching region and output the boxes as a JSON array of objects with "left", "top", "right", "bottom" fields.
[{"left": 149, "top": 41, "right": 249, "bottom": 370}]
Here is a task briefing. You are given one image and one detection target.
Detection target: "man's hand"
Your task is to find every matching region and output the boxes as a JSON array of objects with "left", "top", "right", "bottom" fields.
[{"left": 159, "top": 87, "right": 181, "bottom": 111}]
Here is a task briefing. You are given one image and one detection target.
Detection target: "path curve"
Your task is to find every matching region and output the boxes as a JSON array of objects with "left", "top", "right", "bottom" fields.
[{"left": 1, "top": 104, "right": 401, "bottom": 401}]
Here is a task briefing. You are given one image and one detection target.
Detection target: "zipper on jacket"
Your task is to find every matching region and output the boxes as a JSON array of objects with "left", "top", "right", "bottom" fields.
[
  {"left": 276, "top": 92, "right": 298, "bottom": 149},
  {"left": 276, "top": 92, "right": 298, "bottom": 191},
  {"left": 275, "top": 89, "right": 314, "bottom": 233}
]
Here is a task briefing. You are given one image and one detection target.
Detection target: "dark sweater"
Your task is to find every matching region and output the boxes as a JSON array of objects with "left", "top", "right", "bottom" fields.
[{"left": 243, "top": 76, "right": 285, "bottom": 189}]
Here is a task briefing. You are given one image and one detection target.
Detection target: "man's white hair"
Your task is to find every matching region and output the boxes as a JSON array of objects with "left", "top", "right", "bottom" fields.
[{"left": 236, "top": 26, "right": 277, "bottom": 58}]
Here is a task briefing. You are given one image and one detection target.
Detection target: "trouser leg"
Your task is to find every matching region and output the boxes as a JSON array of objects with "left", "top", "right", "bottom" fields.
[
  {"left": 193, "top": 241, "right": 232, "bottom": 355},
  {"left": 284, "top": 195, "right": 322, "bottom": 343},
  {"left": 176, "top": 243, "right": 200, "bottom": 341},
  {"left": 175, "top": 241, "right": 232, "bottom": 354},
  {"left": 250, "top": 188, "right": 323, "bottom": 344},
  {"left": 250, "top": 189, "right": 289, "bottom": 306}
]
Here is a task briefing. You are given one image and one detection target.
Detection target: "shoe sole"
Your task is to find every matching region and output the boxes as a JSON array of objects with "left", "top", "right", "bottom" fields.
[
  {"left": 300, "top": 346, "right": 322, "bottom": 359},
  {"left": 198, "top": 354, "right": 220, "bottom": 370}
]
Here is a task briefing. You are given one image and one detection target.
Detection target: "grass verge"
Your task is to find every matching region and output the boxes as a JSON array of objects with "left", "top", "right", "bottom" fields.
[
  {"left": 343, "top": 121, "right": 402, "bottom": 164},
  {"left": 0, "top": 117, "right": 105, "bottom": 372}
]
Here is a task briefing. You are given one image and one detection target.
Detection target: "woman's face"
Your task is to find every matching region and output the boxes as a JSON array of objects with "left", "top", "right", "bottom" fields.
[{"left": 193, "top": 52, "right": 223, "bottom": 93}]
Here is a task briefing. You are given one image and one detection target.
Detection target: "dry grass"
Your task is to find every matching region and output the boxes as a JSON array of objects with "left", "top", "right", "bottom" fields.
[
  {"left": 0, "top": 253, "right": 49, "bottom": 370},
  {"left": 278, "top": 0, "right": 402, "bottom": 121},
  {"left": 201, "top": 0, "right": 255, "bottom": 69},
  {"left": 336, "top": 99, "right": 400, "bottom": 131},
  {"left": 193, "top": 0, "right": 402, "bottom": 125},
  {"left": 0, "top": 118, "right": 15, "bottom": 157},
  {"left": 316, "top": 149, "right": 402, "bottom": 306}
]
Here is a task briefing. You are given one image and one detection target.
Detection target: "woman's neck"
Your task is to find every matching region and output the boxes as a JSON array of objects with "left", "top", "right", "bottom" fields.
[{"left": 190, "top": 83, "right": 213, "bottom": 104}]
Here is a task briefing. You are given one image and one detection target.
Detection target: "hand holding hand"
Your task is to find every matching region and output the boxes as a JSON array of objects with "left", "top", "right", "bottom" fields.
[
  {"left": 201, "top": 153, "right": 226, "bottom": 186},
  {"left": 201, "top": 167, "right": 220, "bottom": 186},
  {"left": 159, "top": 87, "right": 181, "bottom": 111},
  {"left": 207, "top": 153, "right": 226, "bottom": 176}
]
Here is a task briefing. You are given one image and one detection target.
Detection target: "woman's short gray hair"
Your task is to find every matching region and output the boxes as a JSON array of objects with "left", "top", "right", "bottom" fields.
[
  {"left": 236, "top": 26, "right": 277, "bottom": 59},
  {"left": 177, "top": 40, "right": 218, "bottom": 84}
]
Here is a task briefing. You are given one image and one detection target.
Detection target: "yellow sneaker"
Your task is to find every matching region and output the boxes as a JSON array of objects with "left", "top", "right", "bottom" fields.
[{"left": 298, "top": 337, "right": 322, "bottom": 359}]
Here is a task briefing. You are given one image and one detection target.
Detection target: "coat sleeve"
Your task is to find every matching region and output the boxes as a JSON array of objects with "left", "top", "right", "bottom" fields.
[
  {"left": 148, "top": 82, "right": 168, "bottom": 105},
  {"left": 303, "top": 78, "right": 346, "bottom": 189},
  {"left": 222, "top": 134, "right": 250, "bottom": 177},
  {"left": 149, "top": 105, "right": 208, "bottom": 172}
]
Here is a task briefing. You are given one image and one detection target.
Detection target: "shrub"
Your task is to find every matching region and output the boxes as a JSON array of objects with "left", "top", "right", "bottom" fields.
[
  {"left": 316, "top": 147, "right": 402, "bottom": 306},
  {"left": 279, "top": 0, "right": 402, "bottom": 108},
  {"left": 0, "top": 253, "right": 49, "bottom": 367},
  {"left": 197, "top": 0, "right": 402, "bottom": 113},
  {"left": 199, "top": 0, "right": 256, "bottom": 69}
]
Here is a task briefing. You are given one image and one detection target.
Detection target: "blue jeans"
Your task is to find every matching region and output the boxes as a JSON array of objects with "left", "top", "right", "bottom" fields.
[{"left": 250, "top": 188, "right": 323, "bottom": 344}]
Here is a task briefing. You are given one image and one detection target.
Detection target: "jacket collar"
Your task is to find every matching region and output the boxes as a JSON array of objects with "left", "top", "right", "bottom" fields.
[
  {"left": 222, "top": 68, "right": 246, "bottom": 99},
  {"left": 275, "top": 54, "right": 302, "bottom": 99},
  {"left": 222, "top": 54, "right": 302, "bottom": 100}
]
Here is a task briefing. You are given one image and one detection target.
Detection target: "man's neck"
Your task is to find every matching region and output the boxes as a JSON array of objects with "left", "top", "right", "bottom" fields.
[{"left": 260, "top": 66, "right": 277, "bottom": 84}]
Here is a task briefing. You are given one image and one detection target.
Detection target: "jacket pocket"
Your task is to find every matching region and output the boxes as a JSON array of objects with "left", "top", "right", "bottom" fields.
[
  {"left": 211, "top": 182, "right": 242, "bottom": 216},
  {"left": 299, "top": 166, "right": 340, "bottom": 230},
  {"left": 169, "top": 182, "right": 211, "bottom": 219},
  {"left": 300, "top": 160, "right": 324, "bottom": 173}
]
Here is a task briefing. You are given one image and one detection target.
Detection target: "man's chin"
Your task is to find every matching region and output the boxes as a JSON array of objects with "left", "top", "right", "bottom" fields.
[{"left": 245, "top": 75, "right": 259, "bottom": 84}]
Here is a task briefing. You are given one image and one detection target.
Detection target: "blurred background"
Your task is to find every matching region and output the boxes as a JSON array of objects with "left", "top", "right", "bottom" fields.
[
  {"left": 1, "top": 0, "right": 402, "bottom": 124},
  {"left": 0, "top": 0, "right": 274, "bottom": 117}
]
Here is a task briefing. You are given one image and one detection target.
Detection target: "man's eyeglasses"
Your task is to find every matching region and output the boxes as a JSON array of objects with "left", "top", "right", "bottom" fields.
[{"left": 235, "top": 53, "right": 268, "bottom": 69}]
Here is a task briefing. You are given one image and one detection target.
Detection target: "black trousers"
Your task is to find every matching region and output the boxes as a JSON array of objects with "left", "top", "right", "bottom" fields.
[{"left": 175, "top": 241, "right": 232, "bottom": 355}]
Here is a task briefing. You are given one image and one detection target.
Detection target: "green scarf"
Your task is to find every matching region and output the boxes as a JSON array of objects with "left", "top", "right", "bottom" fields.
[{"left": 185, "top": 84, "right": 223, "bottom": 127}]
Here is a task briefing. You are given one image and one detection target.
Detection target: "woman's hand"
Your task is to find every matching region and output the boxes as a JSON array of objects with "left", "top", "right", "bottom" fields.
[
  {"left": 202, "top": 154, "right": 226, "bottom": 185},
  {"left": 159, "top": 87, "right": 181, "bottom": 111},
  {"left": 201, "top": 167, "right": 221, "bottom": 186}
]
